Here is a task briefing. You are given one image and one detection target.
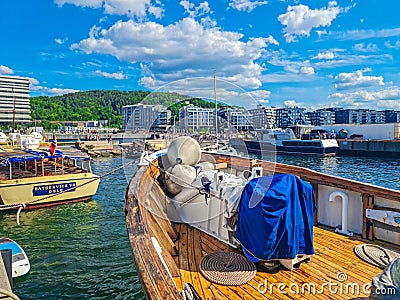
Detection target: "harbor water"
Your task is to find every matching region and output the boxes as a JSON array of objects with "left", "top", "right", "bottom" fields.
[{"left": 1, "top": 154, "right": 400, "bottom": 299}]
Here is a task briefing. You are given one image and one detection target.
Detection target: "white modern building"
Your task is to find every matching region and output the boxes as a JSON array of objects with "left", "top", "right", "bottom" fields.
[
  {"left": 121, "top": 104, "right": 170, "bottom": 131},
  {"left": 179, "top": 105, "right": 215, "bottom": 132},
  {"left": 248, "top": 105, "right": 276, "bottom": 129},
  {"left": 0, "top": 75, "right": 31, "bottom": 125},
  {"left": 275, "top": 106, "right": 310, "bottom": 128}
]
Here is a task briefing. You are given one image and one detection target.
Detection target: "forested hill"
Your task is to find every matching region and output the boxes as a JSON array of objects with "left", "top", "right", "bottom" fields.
[{"left": 30, "top": 90, "right": 186, "bottom": 127}]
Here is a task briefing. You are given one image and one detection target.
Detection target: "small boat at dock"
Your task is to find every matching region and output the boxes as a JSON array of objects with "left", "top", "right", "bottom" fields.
[
  {"left": 0, "top": 149, "right": 100, "bottom": 210},
  {"left": 125, "top": 137, "right": 399, "bottom": 298},
  {"left": 230, "top": 128, "right": 339, "bottom": 156}
]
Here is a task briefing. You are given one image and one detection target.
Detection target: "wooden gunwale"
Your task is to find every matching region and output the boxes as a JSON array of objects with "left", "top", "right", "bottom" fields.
[
  {"left": 210, "top": 152, "right": 400, "bottom": 202},
  {"left": 125, "top": 152, "right": 400, "bottom": 299}
]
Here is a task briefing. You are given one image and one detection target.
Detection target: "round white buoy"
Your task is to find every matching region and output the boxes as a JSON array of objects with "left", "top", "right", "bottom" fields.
[
  {"left": 167, "top": 136, "right": 201, "bottom": 166},
  {"left": 22, "top": 138, "right": 40, "bottom": 150},
  {"left": 165, "top": 164, "right": 197, "bottom": 195}
]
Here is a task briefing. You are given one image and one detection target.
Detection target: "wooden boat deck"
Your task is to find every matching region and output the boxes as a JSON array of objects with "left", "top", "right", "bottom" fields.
[
  {"left": 125, "top": 154, "right": 400, "bottom": 299},
  {"left": 172, "top": 223, "right": 390, "bottom": 299}
]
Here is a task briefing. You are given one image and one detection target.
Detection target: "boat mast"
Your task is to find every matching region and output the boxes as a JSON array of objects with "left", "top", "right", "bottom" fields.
[{"left": 214, "top": 70, "right": 218, "bottom": 147}]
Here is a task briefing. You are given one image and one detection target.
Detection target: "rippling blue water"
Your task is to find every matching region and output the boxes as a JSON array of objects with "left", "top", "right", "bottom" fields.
[
  {"left": 1, "top": 154, "right": 400, "bottom": 299},
  {"left": 0, "top": 157, "right": 144, "bottom": 300},
  {"left": 274, "top": 155, "right": 400, "bottom": 191}
]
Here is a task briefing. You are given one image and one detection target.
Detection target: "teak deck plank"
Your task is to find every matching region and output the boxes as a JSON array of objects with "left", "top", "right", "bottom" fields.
[
  {"left": 126, "top": 157, "right": 400, "bottom": 300},
  {"left": 172, "top": 224, "right": 383, "bottom": 300}
]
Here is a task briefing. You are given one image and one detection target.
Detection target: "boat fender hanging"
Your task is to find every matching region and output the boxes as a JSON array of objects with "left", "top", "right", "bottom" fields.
[
  {"left": 166, "top": 165, "right": 197, "bottom": 195},
  {"left": 329, "top": 190, "right": 353, "bottom": 236}
]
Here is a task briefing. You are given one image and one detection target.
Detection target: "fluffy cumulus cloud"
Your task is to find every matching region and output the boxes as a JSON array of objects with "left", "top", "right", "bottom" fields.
[
  {"left": 315, "top": 51, "right": 335, "bottom": 60},
  {"left": 229, "top": 0, "right": 268, "bottom": 12},
  {"left": 353, "top": 43, "right": 379, "bottom": 53},
  {"left": 54, "top": 0, "right": 163, "bottom": 18},
  {"left": 284, "top": 99, "right": 303, "bottom": 107},
  {"left": 55, "top": 37, "right": 68, "bottom": 45},
  {"left": 71, "top": 18, "right": 278, "bottom": 89},
  {"left": 94, "top": 70, "right": 127, "bottom": 79},
  {"left": 329, "top": 88, "right": 400, "bottom": 109},
  {"left": 54, "top": 0, "right": 102, "bottom": 8},
  {"left": 299, "top": 66, "right": 315, "bottom": 75},
  {"left": 278, "top": 1, "right": 349, "bottom": 43},
  {"left": 0, "top": 65, "right": 14, "bottom": 75},
  {"left": 30, "top": 77, "right": 79, "bottom": 95},
  {"left": 334, "top": 69, "right": 384, "bottom": 90},
  {"left": 180, "top": 1, "right": 211, "bottom": 18},
  {"left": 247, "top": 89, "right": 271, "bottom": 103}
]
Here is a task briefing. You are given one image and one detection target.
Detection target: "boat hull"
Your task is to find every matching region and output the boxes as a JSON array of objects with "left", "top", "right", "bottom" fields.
[
  {"left": 230, "top": 139, "right": 339, "bottom": 156},
  {"left": 0, "top": 173, "right": 100, "bottom": 208}
]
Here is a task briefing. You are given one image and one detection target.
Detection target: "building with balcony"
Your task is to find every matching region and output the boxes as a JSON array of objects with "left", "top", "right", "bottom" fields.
[
  {"left": 178, "top": 105, "right": 215, "bottom": 132},
  {"left": 248, "top": 105, "right": 276, "bottom": 129},
  {"left": 0, "top": 75, "right": 31, "bottom": 125},
  {"left": 307, "top": 108, "right": 337, "bottom": 126},
  {"left": 275, "top": 106, "right": 309, "bottom": 128},
  {"left": 335, "top": 109, "right": 385, "bottom": 124},
  {"left": 218, "top": 106, "right": 253, "bottom": 132},
  {"left": 121, "top": 104, "right": 170, "bottom": 131},
  {"left": 382, "top": 110, "right": 400, "bottom": 123}
]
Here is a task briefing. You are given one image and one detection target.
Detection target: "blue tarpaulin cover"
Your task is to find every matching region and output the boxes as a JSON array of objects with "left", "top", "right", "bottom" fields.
[{"left": 236, "top": 174, "right": 316, "bottom": 260}]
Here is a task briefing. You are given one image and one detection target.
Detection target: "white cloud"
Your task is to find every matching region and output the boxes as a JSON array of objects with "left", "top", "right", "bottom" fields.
[
  {"left": 299, "top": 66, "right": 315, "bottom": 75},
  {"left": 54, "top": 0, "right": 102, "bottom": 8},
  {"left": 55, "top": 37, "right": 68, "bottom": 45},
  {"left": 55, "top": 0, "right": 163, "bottom": 18},
  {"left": 31, "top": 85, "right": 79, "bottom": 95},
  {"left": 29, "top": 78, "right": 39, "bottom": 85},
  {"left": 247, "top": 90, "right": 271, "bottom": 102},
  {"left": 353, "top": 43, "right": 379, "bottom": 53},
  {"left": 94, "top": 70, "right": 127, "bottom": 80},
  {"left": 229, "top": 0, "right": 268, "bottom": 12},
  {"left": 329, "top": 88, "right": 400, "bottom": 109},
  {"left": 0, "top": 65, "right": 14, "bottom": 75},
  {"left": 71, "top": 18, "right": 278, "bottom": 89},
  {"left": 278, "top": 2, "right": 350, "bottom": 43},
  {"left": 384, "top": 40, "right": 400, "bottom": 50},
  {"left": 284, "top": 99, "right": 303, "bottom": 107},
  {"left": 261, "top": 73, "right": 318, "bottom": 83},
  {"left": 326, "top": 28, "right": 400, "bottom": 41},
  {"left": 316, "top": 29, "right": 327, "bottom": 38},
  {"left": 29, "top": 77, "right": 79, "bottom": 95},
  {"left": 315, "top": 51, "right": 335, "bottom": 60},
  {"left": 334, "top": 69, "right": 384, "bottom": 90},
  {"left": 313, "top": 53, "right": 392, "bottom": 69},
  {"left": 180, "top": 1, "right": 211, "bottom": 18}
]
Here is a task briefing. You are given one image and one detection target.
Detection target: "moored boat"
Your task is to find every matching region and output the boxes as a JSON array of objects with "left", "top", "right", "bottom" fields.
[
  {"left": 125, "top": 137, "right": 399, "bottom": 299},
  {"left": 0, "top": 149, "right": 100, "bottom": 210},
  {"left": 230, "top": 128, "right": 339, "bottom": 156}
]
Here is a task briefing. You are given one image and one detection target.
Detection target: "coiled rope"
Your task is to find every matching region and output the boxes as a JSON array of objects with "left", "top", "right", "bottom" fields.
[
  {"left": 354, "top": 244, "right": 400, "bottom": 269},
  {"left": 181, "top": 283, "right": 202, "bottom": 300},
  {"left": 199, "top": 251, "right": 257, "bottom": 286}
]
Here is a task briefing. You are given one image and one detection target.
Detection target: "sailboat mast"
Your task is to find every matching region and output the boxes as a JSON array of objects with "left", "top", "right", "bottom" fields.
[{"left": 214, "top": 71, "right": 218, "bottom": 146}]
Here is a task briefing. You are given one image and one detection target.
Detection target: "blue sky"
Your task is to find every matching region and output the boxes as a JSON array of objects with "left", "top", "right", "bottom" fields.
[{"left": 1, "top": 0, "right": 400, "bottom": 110}]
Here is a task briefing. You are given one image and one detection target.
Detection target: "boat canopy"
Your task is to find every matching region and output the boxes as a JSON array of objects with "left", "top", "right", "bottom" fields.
[
  {"left": 0, "top": 149, "right": 90, "bottom": 167},
  {"left": 236, "top": 174, "right": 316, "bottom": 260}
]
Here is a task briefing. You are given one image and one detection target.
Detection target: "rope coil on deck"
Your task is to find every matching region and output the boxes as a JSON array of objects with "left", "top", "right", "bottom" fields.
[
  {"left": 354, "top": 244, "right": 400, "bottom": 269},
  {"left": 199, "top": 252, "right": 257, "bottom": 286}
]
